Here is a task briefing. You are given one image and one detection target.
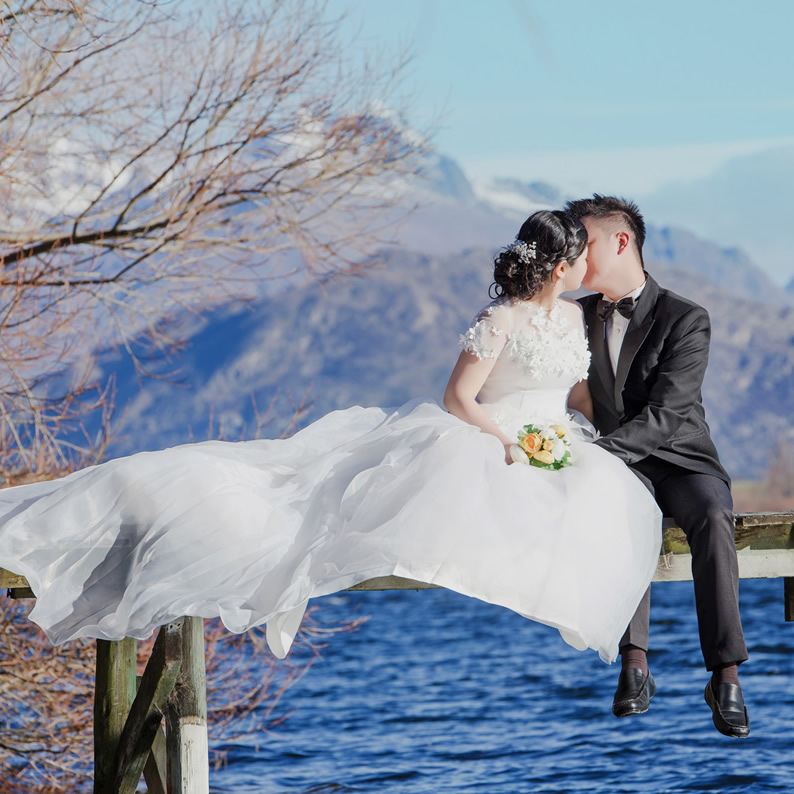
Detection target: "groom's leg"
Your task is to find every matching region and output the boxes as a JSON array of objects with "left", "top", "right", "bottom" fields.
[
  {"left": 610, "top": 464, "right": 656, "bottom": 719},
  {"left": 619, "top": 587, "right": 650, "bottom": 651},
  {"left": 653, "top": 468, "right": 751, "bottom": 737},
  {"left": 653, "top": 469, "right": 748, "bottom": 669},
  {"left": 619, "top": 464, "right": 656, "bottom": 653}
]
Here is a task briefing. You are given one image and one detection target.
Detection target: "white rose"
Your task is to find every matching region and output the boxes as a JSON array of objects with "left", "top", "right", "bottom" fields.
[{"left": 552, "top": 438, "right": 567, "bottom": 460}]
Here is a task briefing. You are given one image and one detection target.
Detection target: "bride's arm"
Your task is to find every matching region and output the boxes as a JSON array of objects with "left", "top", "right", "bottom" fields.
[
  {"left": 567, "top": 379, "right": 594, "bottom": 422},
  {"left": 562, "top": 298, "right": 594, "bottom": 422},
  {"left": 444, "top": 351, "right": 516, "bottom": 462}
]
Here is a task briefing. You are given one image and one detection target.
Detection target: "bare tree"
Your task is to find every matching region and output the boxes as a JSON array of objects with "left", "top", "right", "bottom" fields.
[
  {"left": 0, "top": 0, "right": 422, "bottom": 787},
  {"left": 0, "top": 0, "right": 425, "bottom": 480}
]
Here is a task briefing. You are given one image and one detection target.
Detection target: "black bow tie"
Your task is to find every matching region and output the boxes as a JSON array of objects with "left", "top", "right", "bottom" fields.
[{"left": 597, "top": 296, "right": 636, "bottom": 322}]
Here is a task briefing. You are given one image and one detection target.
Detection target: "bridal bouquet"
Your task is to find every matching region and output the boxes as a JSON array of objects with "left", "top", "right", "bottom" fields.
[{"left": 509, "top": 423, "right": 572, "bottom": 470}]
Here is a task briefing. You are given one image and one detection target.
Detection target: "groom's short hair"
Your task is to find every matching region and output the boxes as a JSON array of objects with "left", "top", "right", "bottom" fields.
[{"left": 565, "top": 195, "right": 646, "bottom": 265}]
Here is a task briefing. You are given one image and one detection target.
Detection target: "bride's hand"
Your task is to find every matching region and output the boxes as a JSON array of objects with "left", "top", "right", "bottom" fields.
[{"left": 504, "top": 443, "right": 515, "bottom": 465}]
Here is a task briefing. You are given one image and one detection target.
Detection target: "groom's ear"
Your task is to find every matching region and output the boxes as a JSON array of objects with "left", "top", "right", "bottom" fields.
[{"left": 616, "top": 231, "right": 630, "bottom": 255}]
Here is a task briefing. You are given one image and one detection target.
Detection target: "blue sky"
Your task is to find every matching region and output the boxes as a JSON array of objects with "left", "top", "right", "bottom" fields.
[
  {"left": 330, "top": 1, "right": 794, "bottom": 281},
  {"left": 334, "top": 0, "right": 793, "bottom": 187}
]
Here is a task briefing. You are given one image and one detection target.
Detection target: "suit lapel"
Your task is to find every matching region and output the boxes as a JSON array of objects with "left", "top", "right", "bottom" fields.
[
  {"left": 613, "top": 276, "right": 659, "bottom": 414},
  {"left": 583, "top": 298, "right": 615, "bottom": 398}
]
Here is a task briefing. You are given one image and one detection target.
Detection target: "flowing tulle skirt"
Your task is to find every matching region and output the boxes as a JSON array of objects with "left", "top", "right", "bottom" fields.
[{"left": 0, "top": 400, "right": 661, "bottom": 663}]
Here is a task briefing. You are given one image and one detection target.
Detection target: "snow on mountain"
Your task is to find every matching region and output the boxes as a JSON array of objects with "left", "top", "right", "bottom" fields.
[{"left": 470, "top": 177, "right": 565, "bottom": 217}]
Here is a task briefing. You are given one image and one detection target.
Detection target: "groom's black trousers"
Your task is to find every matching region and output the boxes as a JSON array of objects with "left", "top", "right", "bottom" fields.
[{"left": 622, "top": 457, "right": 749, "bottom": 670}]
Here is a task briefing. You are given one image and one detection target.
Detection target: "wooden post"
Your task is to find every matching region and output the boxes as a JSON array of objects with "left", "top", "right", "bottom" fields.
[
  {"left": 93, "top": 638, "right": 137, "bottom": 794},
  {"left": 785, "top": 578, "right": 794, "bottom": 622},
  {"left": 110, "top": 621, "right": 183, "bottom": 793},
  {"left": 166, "top": 616, "right": 208, "bottom": 794}
]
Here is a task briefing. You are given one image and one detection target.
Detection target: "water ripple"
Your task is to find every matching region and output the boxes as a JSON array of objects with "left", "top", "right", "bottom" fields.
[{"left": 209, "top": 580, "right": 794, "bottom": 793}]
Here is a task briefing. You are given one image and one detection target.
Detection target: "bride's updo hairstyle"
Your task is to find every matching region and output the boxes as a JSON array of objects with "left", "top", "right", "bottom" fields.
[{"left": 491, "top": 210, "right": 587, "bottom": 300}]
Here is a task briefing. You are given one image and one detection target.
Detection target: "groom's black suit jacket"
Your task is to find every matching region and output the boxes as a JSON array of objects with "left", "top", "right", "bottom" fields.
[{"left": 578, "top": 275, "right": 729, "bottom": 486}]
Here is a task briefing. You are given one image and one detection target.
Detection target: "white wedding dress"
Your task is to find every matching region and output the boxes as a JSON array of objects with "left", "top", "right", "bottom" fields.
[{"left": 0, "top": 297, "right": 661, "bottom": 663}]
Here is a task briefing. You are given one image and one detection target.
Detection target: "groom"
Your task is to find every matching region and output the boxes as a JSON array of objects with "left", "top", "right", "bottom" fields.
[{"left": 565, "top": 195, "right": 750, "bottom": 738}]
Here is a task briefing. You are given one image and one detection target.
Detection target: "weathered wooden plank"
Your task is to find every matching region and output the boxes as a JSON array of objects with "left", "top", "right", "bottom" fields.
[
  {"left": 736, "top": 549, "right": 794, "bottom": 579},
  {"left": 143, "top": 726, "right": 167, "bottom": 794},
  {"left": 347, "top": 575, "right": 444, "bottom": 591},
  {"left": 8, "top": 587, "right": 35, "bottom": 598},
  {"left": 93, "top": 638, "right": 137, "bottom": 794},
  {"left": 349, "top": 547, "right": 794, "bottom": 589},
  {"left": 111, "top": 621, "right": 183, "bottom": 794},
  {"left": 0, "top": 568, "right": 29, "bottom": 588},
  {"left": 655, "top": 547, "right": 794, "bottom": 583},
  {"left": 736, "top": 511, "right": 794, "bottom": 527},
  {"left": 137, "top": 675, "right": 168, "bottom": 794},
  {"left": 785, "top": 578, "right": 794, "bottom": 622},
  {"left": 663, "top": 519, "right": 793, "bottom": 554},
  {"left": 2, "top": 514, "right": 793, "bottom": 602},
  {"left": 166, "top": 616, "right": 208, "bottom": 794}
]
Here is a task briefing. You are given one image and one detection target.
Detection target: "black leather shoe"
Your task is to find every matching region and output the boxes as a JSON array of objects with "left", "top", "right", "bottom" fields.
[
  {"left": 612, "top": 668, "right": 656, "bottom": 717},
  {"left": 704, "top": 678, "right": 750, "bottom": 738}
]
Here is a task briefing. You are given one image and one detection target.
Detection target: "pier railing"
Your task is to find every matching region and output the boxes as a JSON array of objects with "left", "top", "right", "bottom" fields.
[{"left": 2, "top": 510, "right": 793, "bottom": 793}]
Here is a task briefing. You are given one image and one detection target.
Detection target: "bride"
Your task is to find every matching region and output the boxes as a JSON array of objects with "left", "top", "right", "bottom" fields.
[{"left": 0, "top": 210, "right": 661, "bottom": 663}]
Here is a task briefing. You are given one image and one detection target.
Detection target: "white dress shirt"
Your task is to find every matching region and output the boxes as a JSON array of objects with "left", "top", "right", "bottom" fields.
[{"left": 606, "top": 281, "right": 647, "bottom": 375}]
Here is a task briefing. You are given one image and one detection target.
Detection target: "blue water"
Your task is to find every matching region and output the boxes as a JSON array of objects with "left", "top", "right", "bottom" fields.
[{"left": 210, "top": 579, "right": 793, "bottom": 793}]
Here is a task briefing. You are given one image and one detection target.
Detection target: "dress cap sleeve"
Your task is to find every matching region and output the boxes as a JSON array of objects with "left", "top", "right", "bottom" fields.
[{"left": 460, "top": 300, "right": 512, "bottom": 360}]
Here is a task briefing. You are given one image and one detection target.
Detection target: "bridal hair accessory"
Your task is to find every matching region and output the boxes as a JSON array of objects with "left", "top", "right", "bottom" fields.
[
  {"left": 509, "top": 423, "right": 572, "bottom": 469},
  {"left": 506, "top": 239, "right": 538, "bottom": 266}
]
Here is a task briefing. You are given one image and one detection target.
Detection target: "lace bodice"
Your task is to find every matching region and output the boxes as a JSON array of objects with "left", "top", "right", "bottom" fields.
[{"left": 460, "top": 297, "right": 591, "bottom": 433}]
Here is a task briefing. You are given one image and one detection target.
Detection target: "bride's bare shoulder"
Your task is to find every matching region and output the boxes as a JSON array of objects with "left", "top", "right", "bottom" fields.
[{"left": 558, "top": 296, "right": 585, "bottom": 320}]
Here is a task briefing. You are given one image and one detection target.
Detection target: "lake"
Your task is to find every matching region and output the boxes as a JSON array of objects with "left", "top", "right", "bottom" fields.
[{"left": 208, "top": 578, "right": 793, "bottom": 792}]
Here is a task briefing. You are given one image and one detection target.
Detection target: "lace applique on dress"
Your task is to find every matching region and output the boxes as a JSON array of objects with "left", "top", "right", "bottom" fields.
[
  {"left": 460, "top": 303, "right": 506, "bottom": 360},
  {"left": 506, "top": 303, "right": 591, "bottom": 382},
  {"left": 461, "top": 298, "right": 590, "bottom": 381}
]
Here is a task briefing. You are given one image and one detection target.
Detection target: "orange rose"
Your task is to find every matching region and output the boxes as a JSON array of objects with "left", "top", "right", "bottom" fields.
[
  {"left": 520, "top": 433, "right": 542, "bottom": 454},
  {"left": 542, "top": 439, "right": 554, "bottom": 452}
]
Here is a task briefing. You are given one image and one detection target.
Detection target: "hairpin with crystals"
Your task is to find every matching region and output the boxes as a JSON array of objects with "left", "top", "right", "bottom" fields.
[{"left": 506, "top": 239, "right": 538, "bottom": 266}]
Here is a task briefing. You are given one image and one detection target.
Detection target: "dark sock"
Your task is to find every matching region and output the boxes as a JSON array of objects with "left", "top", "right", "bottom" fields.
[
  {"left": 620, "top": 644, "right": 648, "bottom": 674},
  {"left": 712, "top": 663, "right": 740, "bottom": 686}
]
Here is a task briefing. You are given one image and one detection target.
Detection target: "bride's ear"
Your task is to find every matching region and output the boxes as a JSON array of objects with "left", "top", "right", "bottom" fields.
[{"left": 553, "top": 261, "right": 568, "bottom": 282}]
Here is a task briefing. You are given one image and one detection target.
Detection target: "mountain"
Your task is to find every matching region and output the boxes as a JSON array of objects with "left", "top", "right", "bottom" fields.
[
  {"left": 417, "top": 153, "right": 479, "bottom": 205},
  {"left": 92, "top": 153, "right": 794, "bottom": 480},
  {"left": 640, "top": 143, "right": 794, "bottom": 287},
  {"left": 101, "top": 243, "right": 794, "bottom": 480},
  {"left": 643, "top": 226, "right": 783, "bottom": 304}
]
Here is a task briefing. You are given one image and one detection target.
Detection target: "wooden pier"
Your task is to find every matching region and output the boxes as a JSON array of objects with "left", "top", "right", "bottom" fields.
[{"left": 2, "top": 510, "right": 793, "bottom": 793}]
